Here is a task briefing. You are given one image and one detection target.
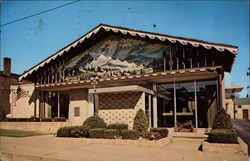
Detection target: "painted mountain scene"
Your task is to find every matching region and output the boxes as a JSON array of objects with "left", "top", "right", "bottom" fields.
[{"left": 64, "top": 35, "right": 170, "bottom": 81}]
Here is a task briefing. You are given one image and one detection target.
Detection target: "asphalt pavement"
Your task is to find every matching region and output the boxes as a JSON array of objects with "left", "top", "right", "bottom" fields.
[{"left": 232, "top": 119, "right": 250, "bottom": 155}]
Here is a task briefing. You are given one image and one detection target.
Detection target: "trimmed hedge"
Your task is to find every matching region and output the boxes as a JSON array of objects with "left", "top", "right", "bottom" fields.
[
  {"left": 107, "top": 123, "right": 128, "bottom": 132},
  {"left": 83, "top": 115, "right": 107, "bottom": 129},
  {"left": 40, "top": 118, "right": 53, "bottom": 122},
  {"left": 70, "top": 126, "right": 89, "bottom": 137},
  {"left": 121, "top": 129, "right": 140, "bottom": 140},
  {"left": 212, "top": 108, "right": 233, "bottom": 130},
  {"left": 89, "top": 128, "right": 105, "bottom": 138},
  {"left": 6, "top": 118, "right": 33, "bottom": 122},
  {"left": 150, "top": 128, "right": 169, "bottom": 138},
  {"left": 104, "top": 129, "right": 119, "bottom": 139},
  {"left": 208, "top": 129, "right": 238, "bottom": 144},
  {"left": 53, "top": 117, "right": 66, "bottom": 122},
  {"left": 56, "top": 126, "right": 76, "bottom": 137}
]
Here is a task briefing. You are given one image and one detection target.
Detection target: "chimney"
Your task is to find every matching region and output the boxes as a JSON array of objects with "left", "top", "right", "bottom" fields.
[{"left": 3, "top": 57, "right": 11, "bottom": 76}]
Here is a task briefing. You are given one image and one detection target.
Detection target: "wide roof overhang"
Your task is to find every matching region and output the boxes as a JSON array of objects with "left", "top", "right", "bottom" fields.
[{"left": 19, "top": 24, "right": 238, "bottom": 81}]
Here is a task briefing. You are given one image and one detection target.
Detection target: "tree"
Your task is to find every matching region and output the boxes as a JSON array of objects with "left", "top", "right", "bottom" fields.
[
  {"left": 133, "top": 109, "right": 149, "bottom": 134},
  {"left": 212, "top": 108, "right": 233, "bottom": 129},
  {"left": 0, "top": 105, "right": 6, "bottom": 121}
]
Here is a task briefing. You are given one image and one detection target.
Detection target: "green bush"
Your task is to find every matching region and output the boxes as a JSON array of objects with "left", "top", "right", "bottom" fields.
[
  {"left": 133, "top": 109, "right": 149, "bottom": 134},
  {"left": 150, "top": 128, "right": 169, "bottom": 138},
  {"left": 40, "top": 118, "right": 53, "bottom": 122},
  {"left": 121, "top": 129, "right": 140, "bottom": 140},
  {"left": 56, "top": 126, "right": 76, "bottom": 137},
  {"left": 70, "top": 126, "right": 89, "bottom": 137},
  {"left": 6, "top": 118, "right": 32, "bottom": 122},
  {"left": 208, "top": 129, "right": 238, "bottom": 144},
  {"left": 104, "top": 129, "right": 119, "bottom": 139},
  {"left": 212, "top": 108, "right": 233, "bottom": 130},
  {"left": 89, "top": 128, "right": 105, "bottom": 138},
  {"left": 0, "top": 105, "right": 6, "bottom": 121},
  {"left": 107, "top": 123, "right": 128, "bottom": 133},
  {"left": 53, "top": 117, "right": 66, "bottom": 122},
  {"left": 83, "top": 115, "right": 107, "bottom": 129}
]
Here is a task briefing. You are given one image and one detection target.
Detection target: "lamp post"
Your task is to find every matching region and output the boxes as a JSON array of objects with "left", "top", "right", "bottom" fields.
[{"left": 90, "top": 76, "right": 98, "bottom": 113}]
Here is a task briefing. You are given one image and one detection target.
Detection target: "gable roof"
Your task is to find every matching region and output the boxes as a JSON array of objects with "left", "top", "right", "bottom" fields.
[{"left": 19, "top": 24, "right": 238, "bottom": 81}]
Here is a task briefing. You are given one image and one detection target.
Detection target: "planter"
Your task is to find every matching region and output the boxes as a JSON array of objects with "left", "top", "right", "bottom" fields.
[
  {"left": 202, "top": 141, "right": 242, "bottom": 154},
  {"left": 174, "top": 127, "right": 197, "bottom": 132}
]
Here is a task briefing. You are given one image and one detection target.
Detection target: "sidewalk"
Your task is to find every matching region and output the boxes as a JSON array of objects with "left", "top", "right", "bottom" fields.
[{"left": 0, "top": 135, "right": 249, "bottom": 161}]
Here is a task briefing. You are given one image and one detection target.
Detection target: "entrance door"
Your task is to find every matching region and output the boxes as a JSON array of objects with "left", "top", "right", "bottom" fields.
[{"left": 243, "top": 109, "right": 249, "bottom": 120}]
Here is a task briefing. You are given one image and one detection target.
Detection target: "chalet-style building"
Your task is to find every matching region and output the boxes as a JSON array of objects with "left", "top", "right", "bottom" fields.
[{"left": 10, "top": 24, "right": 238, "bottom": 129}]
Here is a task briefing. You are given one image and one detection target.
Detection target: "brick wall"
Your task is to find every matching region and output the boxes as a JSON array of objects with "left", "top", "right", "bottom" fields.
[{"left": 0, "top": 75, "right": 18, "bottom": 114}]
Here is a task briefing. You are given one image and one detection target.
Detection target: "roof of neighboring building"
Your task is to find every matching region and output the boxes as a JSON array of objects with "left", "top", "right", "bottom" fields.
[
  {"left": 236, "top": 98, "right": 250, "bottom": 105},
  {"left": 19, "top": 24, "right": 238, "bottom": 81},
  {"left": 225, "top": 84, "right": 244, "bottom": 93},
  {"left": 0, "top": 71, "right": 19, "bottom": 79}
]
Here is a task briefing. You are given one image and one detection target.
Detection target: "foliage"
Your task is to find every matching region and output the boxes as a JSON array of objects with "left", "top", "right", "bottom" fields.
[
  {"left": 208, "top": 129, "right": 238, "bottom": 144},
  {"left": 212, "top": 108, "right": 233, "bottom": 130},
  {"left": 133, "top": 109, "right": 149, "bottom": 134},
  {"left": 0, "top": 105, "right": 6, "bottom": 121},
  {"left": 121, "top": 129, "right": 140, "bottom": 140},
  {"left": 70, "top": 126, "right": 89, "bottom": 137},
  {"left": 150, "top": 128, "right": 169, "bottom": 138},
  {"left": 89, "top": 128, "right": 105, "bottom": 138},
  {"left": 106, "top": 123, "right": 128, "bottom": 134},
  {"left": 83, "top": 115, "right": 107, "bottom": 129},
  {"left": 0, "top": 129, "right": 45, "bottom": 137},
  {"left": 53, "top": 117, "right": 66, "bottom": 122},
  {"left": 6, "top": 118, "right": 33, "bottom": 122},
  {"left": 56, "top": 126, "right": 76, "bottom": 137},
  {"left": 40, "top": 118, "right": 53, "bottom": 122},
  {"left": 103, "top": 129, "right": 120, "bottom": 139}
]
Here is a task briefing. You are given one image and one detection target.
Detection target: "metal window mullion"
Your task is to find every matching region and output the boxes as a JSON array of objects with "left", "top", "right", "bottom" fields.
[
  {"left": 174, "top": 82, "right": 177, "bottom": 127},
  {"left": 194, "top": 80, "right": 198, "bottom": 128}
]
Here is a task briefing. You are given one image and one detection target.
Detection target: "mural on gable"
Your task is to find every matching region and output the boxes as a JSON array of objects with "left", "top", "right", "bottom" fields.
[{"left": 64, "top": 35, "right": 170, "bottom": 81}]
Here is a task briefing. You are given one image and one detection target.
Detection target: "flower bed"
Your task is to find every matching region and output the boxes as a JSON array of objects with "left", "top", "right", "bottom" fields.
[{"left": 174, "top": 120, "right": 196, "bottom": 132}]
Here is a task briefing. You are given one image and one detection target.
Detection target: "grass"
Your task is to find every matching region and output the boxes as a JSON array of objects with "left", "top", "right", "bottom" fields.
[{"left": 0, "top": 129, "right": 46, "bottom": 137}]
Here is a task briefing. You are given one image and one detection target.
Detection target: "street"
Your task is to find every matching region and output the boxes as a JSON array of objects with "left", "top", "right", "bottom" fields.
[{"left": 232, "top": 119, "right": 250, "bottom": 155}]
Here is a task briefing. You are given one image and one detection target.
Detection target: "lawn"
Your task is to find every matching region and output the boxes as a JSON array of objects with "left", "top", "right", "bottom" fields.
[{"left": 0, "top": 129, "right": 46, "bottom": 137}]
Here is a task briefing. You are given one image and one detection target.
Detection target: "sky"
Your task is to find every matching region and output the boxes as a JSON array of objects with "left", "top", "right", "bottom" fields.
[{"left": 1, "top": 1, "right": 249, "bottom": 97}]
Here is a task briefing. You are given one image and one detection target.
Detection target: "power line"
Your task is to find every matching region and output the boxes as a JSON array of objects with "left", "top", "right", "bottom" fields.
[{"left": 0, "top": 0, "right": 80, "bottom": 27}]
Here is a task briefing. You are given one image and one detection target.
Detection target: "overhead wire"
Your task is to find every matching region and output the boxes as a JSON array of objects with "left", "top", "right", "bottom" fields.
[{"left": 0, "top": 0, "right": 80, "bottom": 27}]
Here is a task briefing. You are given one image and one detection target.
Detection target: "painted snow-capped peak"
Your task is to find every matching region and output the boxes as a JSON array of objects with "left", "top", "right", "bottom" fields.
[{"left": 85, "top": 54, "right": 144, "bottom": 70}]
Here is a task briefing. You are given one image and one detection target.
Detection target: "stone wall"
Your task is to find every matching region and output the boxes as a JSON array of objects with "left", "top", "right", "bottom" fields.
[
  {"left": 202, "top": 141, "right": 243, "bottom": 154},
  {"left": 68, "top": 89, "right": 89, "bottom": 125},
  {"left": 98, "top": 92, "right": 145, "bottom": 129},
  {"left": 0, "top": 122, "right": 72, "bottom": 133},
  {"left": 10, "top": 84, "right": 35, "bottom": 118},
  {"left": 225, "top": 98, "right": 250, "bottom": 119}
]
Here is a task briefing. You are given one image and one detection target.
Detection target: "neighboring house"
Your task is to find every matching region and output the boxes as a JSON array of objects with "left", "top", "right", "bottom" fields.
[
  {"left": 10, "top": 24, "right": 238, "bottom": 129},
  {"left": 225, "top": 85, "right": 250, "bottom": 120},
  {"left": 0, "top": 58, "right": 19, "bottom": 114}
]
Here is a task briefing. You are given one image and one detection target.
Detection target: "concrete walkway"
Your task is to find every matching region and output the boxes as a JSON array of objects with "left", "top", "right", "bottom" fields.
[{"left": 0, "top": 135, "right": 249, "bottom": 161}]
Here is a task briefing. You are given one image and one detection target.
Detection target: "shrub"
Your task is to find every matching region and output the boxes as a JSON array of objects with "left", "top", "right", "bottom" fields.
[
  {"left": 40, "top": 118, "right": 53, "bottom": 122},
  {"left": 6, "top": 118, "right": 32, "bottom": 122},
  {"left": 53, "top": 117, "right": 66, "bottom": 122},
  {"left": 150, "top": 128, "right": 169, "bottom": 138},
  {"left": 121, "top": 129, "right": 140, "bottom": 140},
  {"left": 56, "top": 126, "right": 76, "bottom": 137},
  {"left": 104, "top": 129, "right": 120, "bottom": 139},
  {"left": 0, "top": 105, "right": 6, "bottom": 121},
  {"left": 208, "top": 129, "right": 238, "bottom": 144},
  {"left": 107, "top": 123, "right": 128, "bottom": 133},
  {"left": 89, "top": 128, "right": 105, "bottom": 138},
  {"left": 83, "top": 115, "right": 106, "bottom": 129},
  {"left": 212, "top": 108, "right": 233, "bottom": 130},
  {"left": 133, "top": 109, "right": 149, "bottom": 134},
  {"left": 70, "top": 126, "right": 89, "bottom": 138}
]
